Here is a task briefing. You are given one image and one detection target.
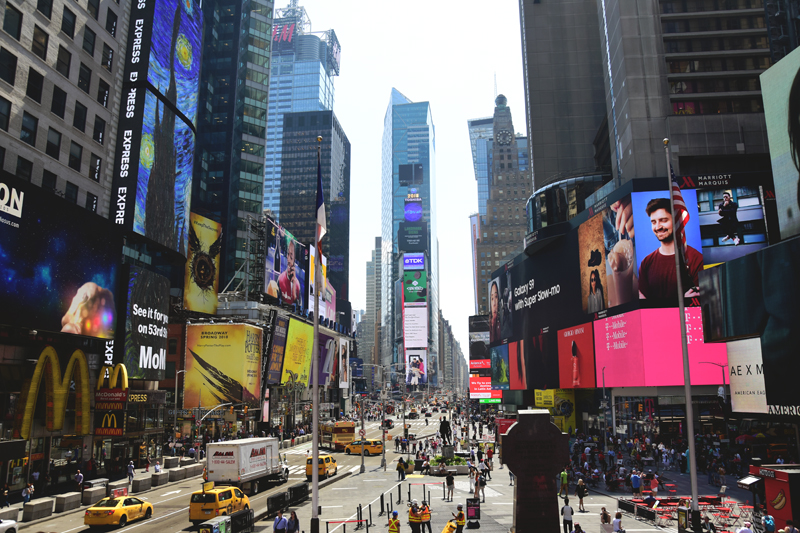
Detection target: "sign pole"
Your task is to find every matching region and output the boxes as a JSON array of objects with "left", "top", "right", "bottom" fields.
[{"left": 310, "top": 139, "right": 322, "bottom": 533}]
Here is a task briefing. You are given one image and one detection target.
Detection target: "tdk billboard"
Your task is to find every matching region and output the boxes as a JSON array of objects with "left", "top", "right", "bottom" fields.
[{"left": 403, "top": 253, "right": 425, "bottom": 271}]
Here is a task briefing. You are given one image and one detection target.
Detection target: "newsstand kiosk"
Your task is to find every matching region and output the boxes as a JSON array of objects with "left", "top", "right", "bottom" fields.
[{"left": 740, "top": 464, "right": 800, "bottom": 530}]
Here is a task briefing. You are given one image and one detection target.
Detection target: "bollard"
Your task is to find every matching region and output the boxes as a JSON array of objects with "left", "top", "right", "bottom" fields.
[
  {"left": 326, "top": 522, "right": 329, "bottom": 533},
  {"left": 379, "top": 493, "right": 385, "bottom": 516},
  {"left": 369, "top": 503, "right": 373, "bottom": 526},
  {"left": 397, "top": 484, "right": 402, "bottom": 504},
  {"left": 407, "top": 484, "right": 411, "bottom": 503},
  {"left": 357, "top": 504, "right": 362, "bottom": 529},
  {"left": 442, "top": 482, "right": 445, "bottom": 500},
  {"left": 427, "top": 489, "right": 431, "bottom": 506}
]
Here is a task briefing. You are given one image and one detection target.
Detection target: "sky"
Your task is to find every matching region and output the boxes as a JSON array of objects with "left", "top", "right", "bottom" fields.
[{"left": 284, "top": 1, "right": 528, "bottom": 366}]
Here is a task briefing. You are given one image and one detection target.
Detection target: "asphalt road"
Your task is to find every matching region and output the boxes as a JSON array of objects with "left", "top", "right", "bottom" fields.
[{"left": 20, "top": 415, "right": 447, "bottom": 533}]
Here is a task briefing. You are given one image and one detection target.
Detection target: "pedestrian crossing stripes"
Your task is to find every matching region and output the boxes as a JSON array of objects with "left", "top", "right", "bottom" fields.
[{"left": 286, "top": 465, "right": 362, "bottom": 474}]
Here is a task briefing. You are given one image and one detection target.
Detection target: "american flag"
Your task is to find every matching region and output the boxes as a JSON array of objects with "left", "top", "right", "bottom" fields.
[{"left": 669, "top": 160, "right": 690, "bottom": 259}]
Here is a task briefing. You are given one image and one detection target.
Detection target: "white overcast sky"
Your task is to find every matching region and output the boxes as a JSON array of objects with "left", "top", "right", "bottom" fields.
[{"left": 288, "top": 1, "right": 527, "bottom": 363}]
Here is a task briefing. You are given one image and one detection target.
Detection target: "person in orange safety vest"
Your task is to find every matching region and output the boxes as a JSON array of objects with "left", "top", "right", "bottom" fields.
[
  {"left": 388, "top": 510, "right": 400, "bottom": 533},
  {"left": 452, "top": 503, "right": 466, "bottom": 533}
]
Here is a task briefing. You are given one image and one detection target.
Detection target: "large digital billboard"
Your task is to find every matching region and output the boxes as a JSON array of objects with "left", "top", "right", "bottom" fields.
[
  {"left": 338, "top": 337, "right": 349, "bottom": 389},
  {"left": 111, "top": 0, "right": 201, "bottom": 256},
  {"left": 403, "top": 305, "right": 428, "bottom": 349},
  {"left": 399, "top": 221, "right": 428, "bottom": 253},
  {"left": 468, "top": 315, "right": 490, "bottom": 378},
  {"left": 0, "top": 175, "right": 120, "bottom": 338},
  {"left": 120, "top": 265, "right": 170, "bottom": 380},
  {"left": 403, "top": 271, "right": 427, "bottom": 304},
  {"left": 405, "top": 348, "right": 427, "bottom": 385},
  {"left": 557, "top": 323, "right": 596, "bottom": 389},
  {"left": 308, "top": 244, "right": 328, "bottom": 316},
  {"left": 282, "top": 319, "right": 313, "bottom": 386},
  {"left": 264, "top": 218, "right": 308, "bottom": 308},
  {"left": 265, "top": 316, "right": 289, "bottom": 385},
  {"left": 184, "top": 213, "right": 222, "bottom": 314},
  {"left": 761, "top": 46, "right": 800, "bottom": 240},
  {"left": 184, "top": 324, "right": 263, "bottom": 407},
  {"left": 699, "top": 237, "right": 800, "bottom": 410}
]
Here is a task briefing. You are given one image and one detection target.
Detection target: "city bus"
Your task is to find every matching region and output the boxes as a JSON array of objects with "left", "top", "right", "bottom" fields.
[{"left": 319, "top": 420, "right": 356, "bottom": 452}]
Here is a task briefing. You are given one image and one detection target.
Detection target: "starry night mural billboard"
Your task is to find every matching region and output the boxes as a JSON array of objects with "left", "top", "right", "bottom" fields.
[
  {"left": 111, "top": 0, "right": 202, "bottom": 257},
  {"left": 0, "top": 173, "right": 120, "bottom": 338}
]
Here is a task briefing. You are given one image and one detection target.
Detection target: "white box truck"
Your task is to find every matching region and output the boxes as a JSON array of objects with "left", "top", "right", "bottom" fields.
[{"left": 205, "top": 437, "right": 289, "bottom": 494}]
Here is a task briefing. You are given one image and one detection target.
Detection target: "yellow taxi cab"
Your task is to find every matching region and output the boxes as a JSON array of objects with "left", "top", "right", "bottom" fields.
[
  {"left": 344, "top": 439, "right": 383, "bottom": 456},
  {"left": 84, "top": 496, "right": 153, "bottom": 528},
  {"left": 408, "top": 408, "right": 419, "bottom": 419},
  {"left": 306, "top": 454, "right": 337, "bottom": 481},
  {"left": 189, "top": 485, "right": 250, "bottom": 525}
]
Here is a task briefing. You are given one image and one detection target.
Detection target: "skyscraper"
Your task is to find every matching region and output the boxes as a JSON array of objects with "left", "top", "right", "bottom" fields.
[
  {"left": 467, "top": 117, "right": 494, "bottom": 217},
  {"left": 474, "top": 95, "right": 532, "bottom": 316},
  {"left": 0, "top": 0, "right": 132, "bottom": 214},
  {"left": 380, "top": 88, "right": 439, "bottom": 388},
  {"left": 277, "top": 109, "right": 350, "bottom": 300},
  {"left": 357, "top": 237, "right": 382, "bottom": 375},
  {"left": 262, "top": 1, "right": 340, "bottom": 216},
  {"left": 518, "top": 0, "right": 608, "bottom": 189},
  {"left": 192, "top": 0, "right": 275, "bottom": 288}
]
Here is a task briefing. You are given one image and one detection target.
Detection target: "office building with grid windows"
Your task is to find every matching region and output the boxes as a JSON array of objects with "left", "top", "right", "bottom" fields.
[{"left": 0, "top": 0, "right": 130, "bottom": 214}]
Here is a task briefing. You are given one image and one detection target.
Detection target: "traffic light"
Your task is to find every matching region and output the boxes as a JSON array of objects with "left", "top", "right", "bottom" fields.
[
  {"left": 230, "top": 406, "right": 234, "bottom": 414},
  {"left": 243, "top": 406, "right": 248, "bottom": 414}
]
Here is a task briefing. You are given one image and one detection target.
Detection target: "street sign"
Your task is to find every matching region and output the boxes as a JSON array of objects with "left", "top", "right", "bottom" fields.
[
  {"left": 359, "top": 429, "right": 366, "bottom": 437},
  {"left": 479, "top": 398, "right": 500, "bottom": 404}
]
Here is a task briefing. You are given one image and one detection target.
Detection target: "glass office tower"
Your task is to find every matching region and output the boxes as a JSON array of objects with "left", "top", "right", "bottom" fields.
[{"left": 380, "top": 88, "right": 439, "bottom": 387}]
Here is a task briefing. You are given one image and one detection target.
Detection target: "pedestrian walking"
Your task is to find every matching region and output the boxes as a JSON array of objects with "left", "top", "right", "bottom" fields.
[
  {"left": 75, "top": 470, "right": 84, "bottom": 492},
  {"left": 22, "top": 483, "right": 33, "bottom": 503},
  {"left": 446, "top": 472, "right": 455, "bottom": 501},
  {"left": 560, "top": 467, "right": 570, "bottom": 497},
  {"left": 575, "top": 479, "right": 588, "bottom": 512},
  {"left": 145, "top": 455, "right": 151, "bottom": 473},
  {"left": 452, "top": 503, "right": 466, "bottom": 533},
  {"left": 509, "top": 470, "right": 515, "bottom": 486},
  {"left": 562, "top": 498, "right": 574, "bottom": 533},
  {"left": 388, "top": 510, "right": 400, "bottom": 533},
  {"left": 396, "top": 458, "right": 406, "bottom": 481},
  {"left": 127, "top": 461, "right": 135, "bottom": 483},
  {"left": 419, "top": 500, "right": 432, "bottom": 533},
  {"left": 0, "top": 484, "right": 9, "bottom": 508},
  {"left": 287, "top": 510, "right": 300, "bottom": 533},
  {"left": 273, "top": 509, "right": 288, "bottom": 533},
  {"left": 474, "top": 472, "right": 486, "bottom": 502}
]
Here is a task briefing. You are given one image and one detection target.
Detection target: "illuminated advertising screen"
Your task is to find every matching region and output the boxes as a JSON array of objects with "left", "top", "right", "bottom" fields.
[
  {"left": 557, "top": 323, "right": 596, "bottom": 389},
  {"left": 578, "top": 194, "right": 637, "bottom": 315},
  {"left": 112, "top": 0, "right": 201, "bottom": 256},
  {"left": 399, "top": 221, "right": 428, "bottom": 253},
  {"left": 469, "top": 375, "right": 501, "bottom": 399},
  {"left": 405, "top": 348, "right": 427, "bottom": 385},
  {"left": 593, "top": 311, "right": 646, "bottom": 387},
  {"left": 721, "top": 338, "right": 767, "bottom": 414},
  {"left": 184, "top": 324, "right": 263, "bottom": 408},
  {"left": 282, "top": 319, "right": 313, "bottom": 386},
  {"left": 147, "top": 0, "right": 203, "bottom": 126},
  {"left": 761, "top": 46, "right": 800, "bottom": 240},
  {"left": 403, "top": 271, "right": 427, "bottom": 304},
  {"left": 338, "top": 337, "right": 349, "bottom": 389},
  {"left": 490, "top": 344, "right": 509, "bottom": 391},
  {"left": 699, "top": 238, "right": 800, "bottom": 409},
  {"left": 308, "top": 244, "right": 328, "bottom": 317},
  {"left": 403, "top": 253, "right": 425, "bottom": 271},
  {"left": 403, "top": 305, "right": 428, "bottom": 349},
  {"left": 468, "top": 315, "right": 490, "bottom": 378},
  {"left": 0, "top": 174, "right": 120, "bottom": 338},
  {"left": 404, "top": 188, "right": 423, "bottom": 221},
  {"left": 121, "top": 266, "right": 170, "bottom": 380},
  {"left": 264, "top": 218, "right": 308, "bottom": 308},
  {"left": 266, "top": 316, "right": 289, "bottom": 384},
  {"left": 630, "top": 189, "right": 703, "bottom": 308},
  {"left": 184, "top": 213, "right": 222, "bottom": 314}
]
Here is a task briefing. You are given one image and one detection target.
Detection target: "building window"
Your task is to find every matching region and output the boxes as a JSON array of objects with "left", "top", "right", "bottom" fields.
[
  {"left": 0, "top": 96, "right": 9, "bottom": 131},
  {"left": 20, "top": 112, "right": 38, "bottom": 147},
  {"left": 56, "top": 46, "right": 71, "bottom": 77},
  {"left": 0, "top": 146, "right": 4, "bottom": 170},
  {"left": 101, "top": 43, "right": 112, "bottom": 70},
  {"left": 42, "top": 169, "right": 57, "bottom": 191},
  {"left": 89, "top": 153, "right": 101, "bottom": 182},
  {"left": 0, "top": 48, "right": 17, "bottom": 85},
  {"left": 83, "top": 27, "right": 96, "bottom": 56},
  {"left": 37, "top": 0, "right": 53, "bottom": 19},
  {"left": 68, "top": 141, "right": 82, "bottom": 171},
  {"left": 16, "top": 157, "right": 33, "bottom": 182},
  {"left": 3, "top": 4, "right": 22, "bottom": 40},
  {"left": 85, "top": 191, "right": 97, "bottom": 212},
  {"left": 87, "top": 0, "right": 100, "bottom": 19},
  {"left": 61, "top": 7, "right": 76, "bottom": 38},
  {"left": 92, "top": 116, "right": 105, "bottom": 144},
  {"left": 46, "top": 127, "right": 61, "bottom": 159},
  {"left": 97, "top": 79, "right": 109, "bottom": 107},
  {"left": 105, "top": 9, "right": 117, "bottom": 36},
  {"left": 26, "top": 68, "right": 44, "bottom": 103},
  {"left": 73, "top": 102, "right": 87, "bottom": 131},
  {"left": 51, "top": 86, "right": 66, "bottom": 118},
  {"left": 77, "top": 63, "right": 91, "bottom": 93},
  {"left": 65, "top": 181, "right": 78, "bottom": 203},
  {"left": 32, "top": 26, "right": 49, "bottom": 60}
]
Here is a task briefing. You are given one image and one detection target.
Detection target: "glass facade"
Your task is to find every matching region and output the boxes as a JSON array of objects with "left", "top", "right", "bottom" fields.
[
  {"left": 526, "top": 174, "right": 610, "bottom": 233},
  {"left": 262, "top": 12, "right": 338, "bottom": 217},
  {"left": 380, "top": 89, "right": 439, "bottom": 381},
  {"left": 193, "top": 0, "right": 274, "bottom": 288}
]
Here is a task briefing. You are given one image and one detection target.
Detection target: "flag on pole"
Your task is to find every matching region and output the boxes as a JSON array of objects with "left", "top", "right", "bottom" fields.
[
  {"left": 669, "top": 159, "right": 689, "bottom": 258},
  {"left": 316, "top": 148, "right": 327, "bottom": 251}
]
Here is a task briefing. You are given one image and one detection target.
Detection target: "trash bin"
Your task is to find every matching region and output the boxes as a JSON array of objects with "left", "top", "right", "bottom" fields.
[
  {"left": 198, "top": 515, "right": 232, "bottom": 533},
  {"left": 83, "top": 478, "right": 109, "bottom": 491}
]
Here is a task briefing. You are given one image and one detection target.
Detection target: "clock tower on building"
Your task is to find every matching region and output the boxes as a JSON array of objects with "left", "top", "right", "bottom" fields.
[{"left": 476, "top": 95, "right": 533, "bottom": 315}]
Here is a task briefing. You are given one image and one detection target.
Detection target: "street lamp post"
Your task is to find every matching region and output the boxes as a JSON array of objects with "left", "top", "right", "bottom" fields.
[
  {"left": 602, "top": 366, "right": 607, "bottom": 465},
  {"left": 174, "top": 370, "right": 187, "bottom": 440},
  {"left": 699, "top": 361, "right": 730, "bottom": 441}
]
